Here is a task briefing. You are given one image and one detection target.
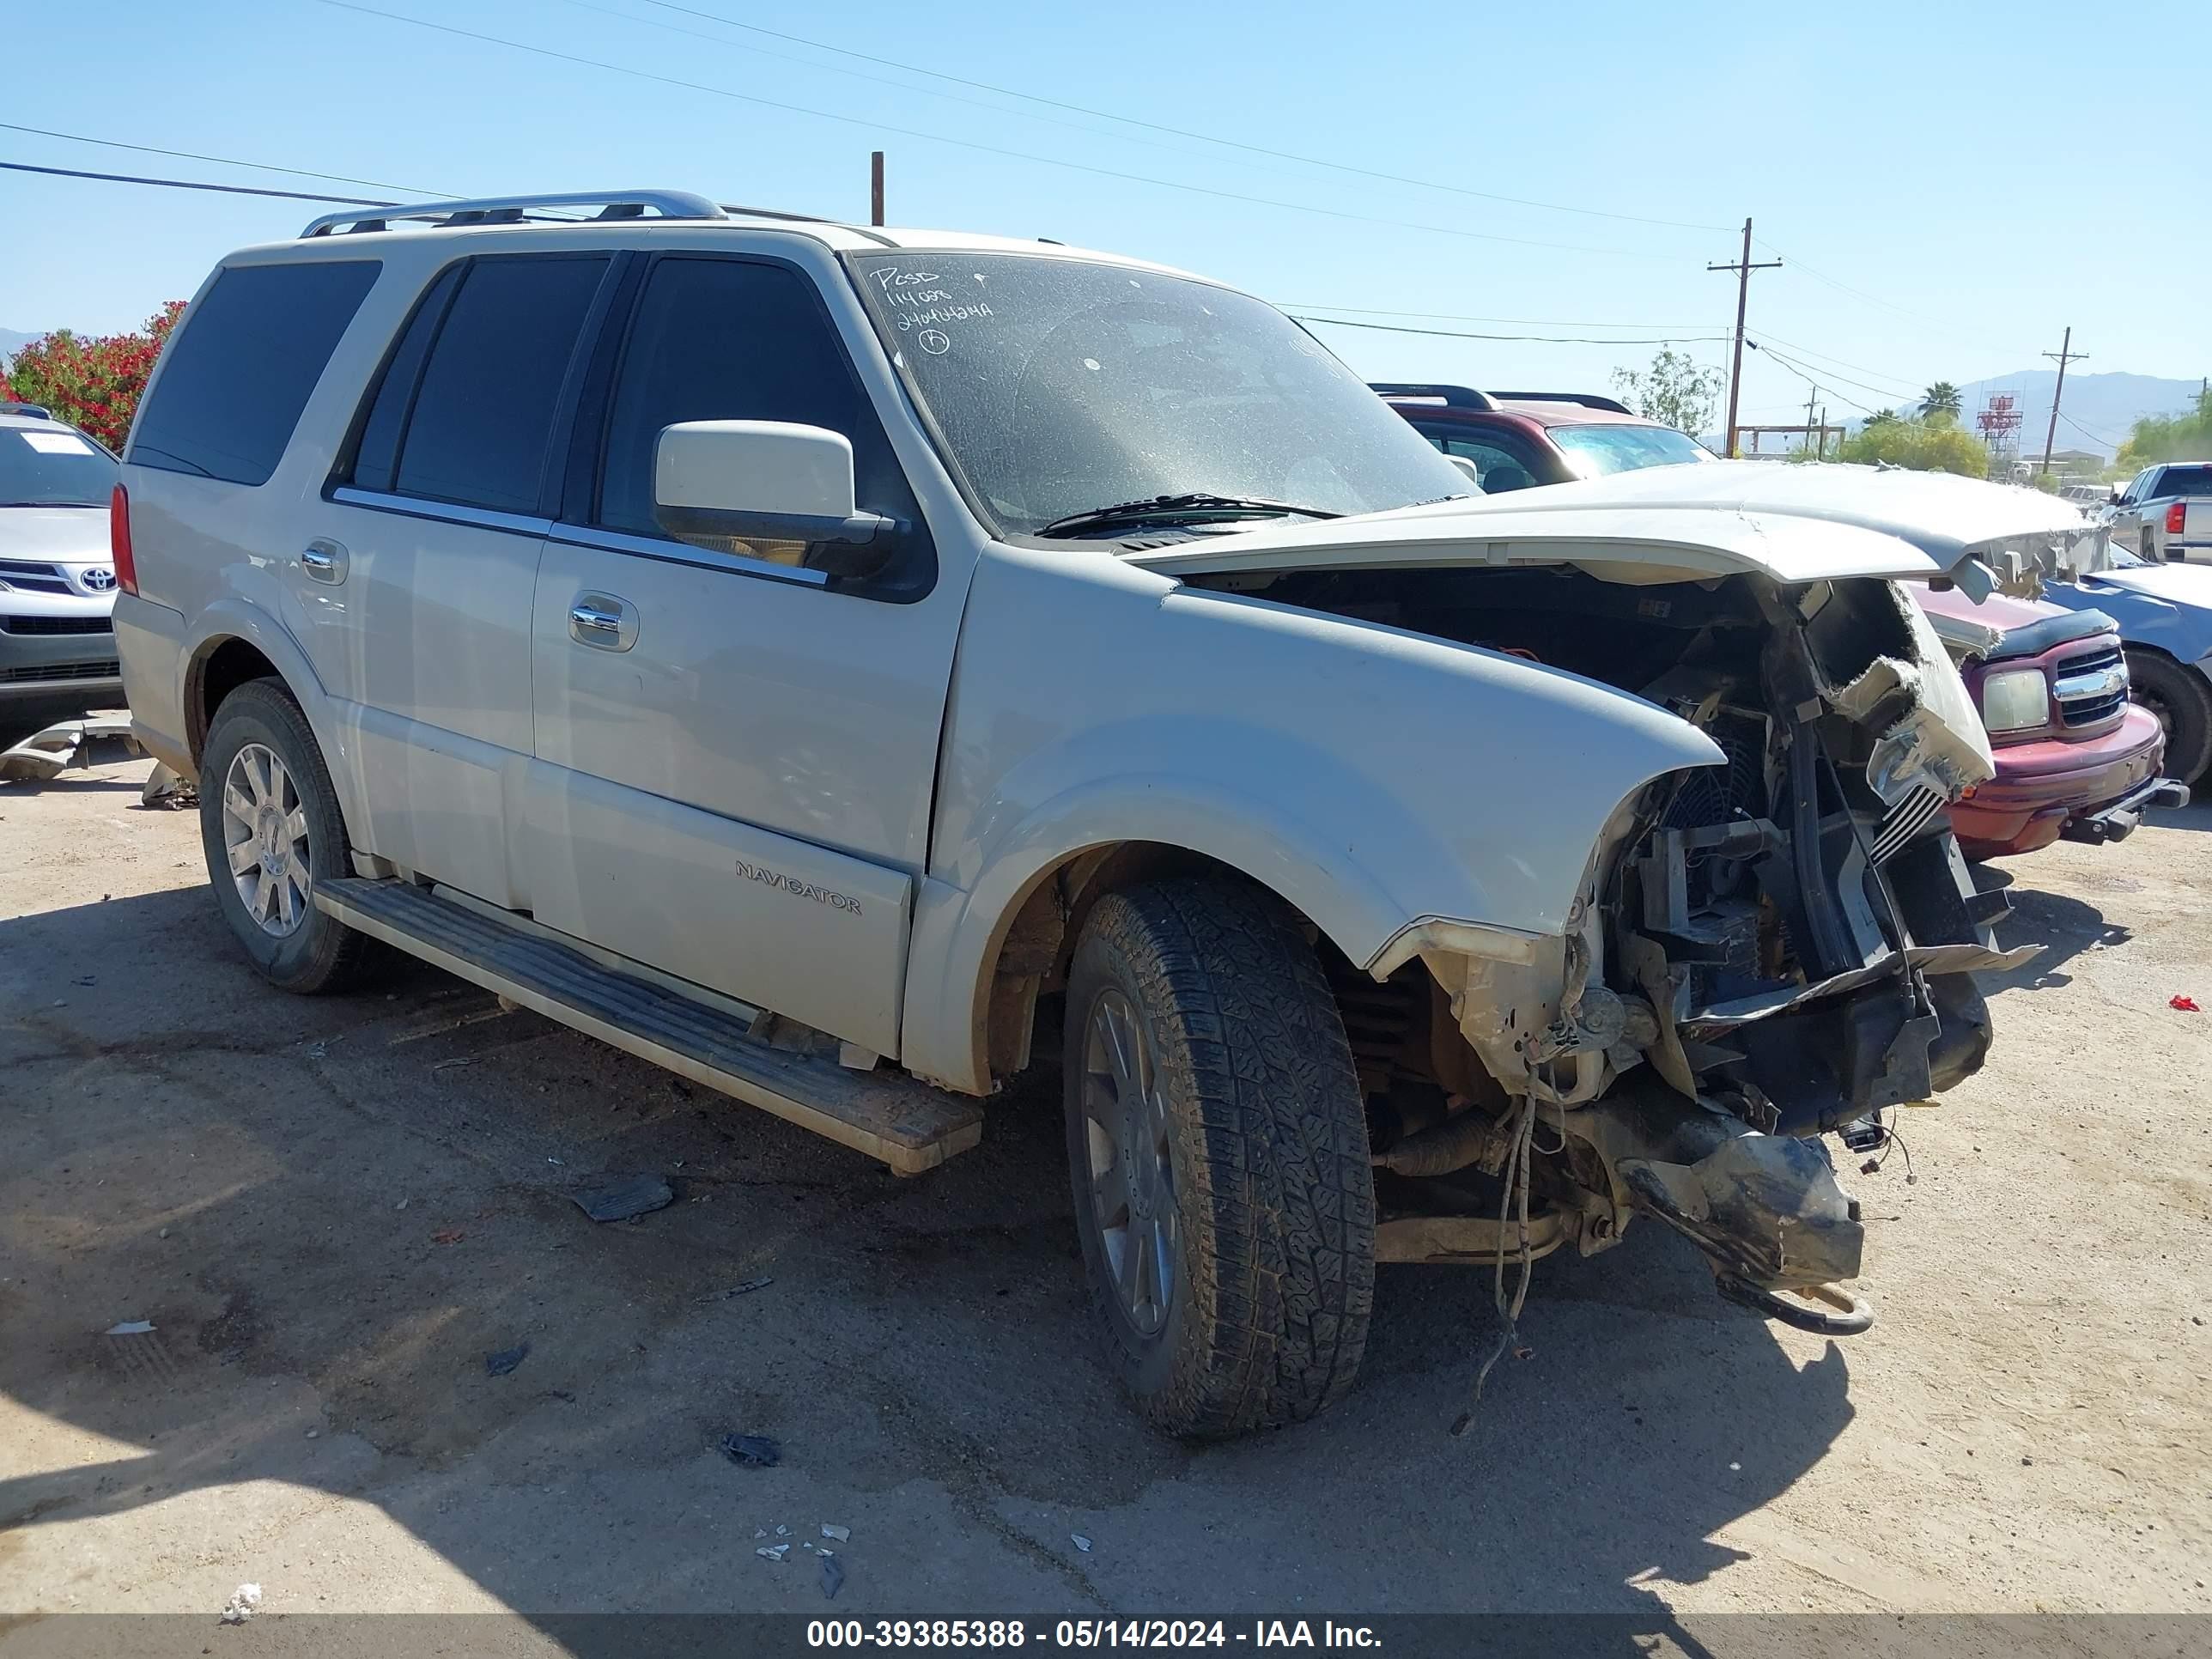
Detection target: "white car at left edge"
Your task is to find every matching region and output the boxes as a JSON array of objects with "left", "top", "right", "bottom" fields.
[{"left": 0, "top": 404, "right": 125, "bottom": 714}]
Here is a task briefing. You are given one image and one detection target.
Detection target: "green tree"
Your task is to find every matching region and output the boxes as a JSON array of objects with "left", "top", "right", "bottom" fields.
[
  {"left": 1832, "top": 413, "right": 1990, "bottom": 477},
  {"left": 2116, "top": 387, "right": 2212, "bottom": 470},
  {"left": 1863, "top": 408, "right": 1900, "bottom": 427},
  {"left": 1920, "top": 381, "right": 1963, "bottom": 421},
  {"left": 1611, "top": 349, "right": 1725, "bottom": 438}
]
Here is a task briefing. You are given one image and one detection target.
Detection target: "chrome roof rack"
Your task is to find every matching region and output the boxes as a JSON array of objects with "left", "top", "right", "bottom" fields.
[{"left": 301, "top": 189, "right": 729, "bottom": 238}]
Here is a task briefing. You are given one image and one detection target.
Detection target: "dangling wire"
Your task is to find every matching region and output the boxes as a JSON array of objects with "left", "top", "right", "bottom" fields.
[{"left": 1449, "top": 1066, "right": 1548, "bottom": 1437}]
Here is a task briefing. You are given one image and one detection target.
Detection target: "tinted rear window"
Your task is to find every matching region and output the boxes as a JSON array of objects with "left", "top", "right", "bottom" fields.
[
  {"left": 389, "top": 256, "right": 609, "bottom": 514},
  {"left": 131, "top": 261, "right": 380, "bottom": 485},
  {"left": 2154, "top": 466, "right": 2212, "bottom": 499}
]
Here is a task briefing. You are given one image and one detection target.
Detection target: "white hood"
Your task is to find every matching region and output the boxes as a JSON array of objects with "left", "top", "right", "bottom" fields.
[
  {"left": 1121, "top": 462, "right": 2107, "bottom": 595},
  {"left": 0, "top": 504, "right": 110, "bottom": 565}
]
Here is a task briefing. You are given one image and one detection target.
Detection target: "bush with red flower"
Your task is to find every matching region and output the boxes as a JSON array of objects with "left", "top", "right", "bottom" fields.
[{"left": 1, "top": 302, "right": 186, "bottom": 452}]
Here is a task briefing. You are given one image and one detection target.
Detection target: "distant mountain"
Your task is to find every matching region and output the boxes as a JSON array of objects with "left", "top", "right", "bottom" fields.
[
  {"left": 1885, "top": 371, "right": 2203, "bottom": 459},
  {"left": 0, "top": 327, "right": 36, "bottom": 368}
]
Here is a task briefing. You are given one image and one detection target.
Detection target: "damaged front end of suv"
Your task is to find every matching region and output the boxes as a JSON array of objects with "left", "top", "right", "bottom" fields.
[{"left": 1135, "top": 466, "right": 2094, "bottom": 1336}]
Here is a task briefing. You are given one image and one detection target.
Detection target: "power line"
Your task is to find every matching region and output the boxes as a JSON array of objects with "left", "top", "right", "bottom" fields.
[
  {"left": 1745, "top": 339, "right": 1904, "bottom": 410},
  {"left": 1, "top": 160, "right": 392, "bottom": 208},
  {"left": 1295, "top": 314, "right": 1731, "bottom": 347},
  {"left": 1741, "top": 328, "right": 1924, "bottom": 399},
  {"left": 0, "top": 121, "right": 442, "bottom": 197},
  {"left": 2057, "top": 408, "right": 2122, "bottom": 449},
  {"left": 1274, "top": 302, "right": 1723, "bottom": 331},
  {"left": 1746, "top": 342, "right": 1887, "bottom": 418},
  {"left": 615, "top": 0, "right": 1735, "bottom": 234},
  {"left": 312, "top": 1, "right": 1644, "bottom": 258}
]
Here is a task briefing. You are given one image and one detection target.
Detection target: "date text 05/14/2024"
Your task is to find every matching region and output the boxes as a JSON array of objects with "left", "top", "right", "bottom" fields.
[{"left": 806, "top": 1621, "right": 1382, "bottom": 1649}]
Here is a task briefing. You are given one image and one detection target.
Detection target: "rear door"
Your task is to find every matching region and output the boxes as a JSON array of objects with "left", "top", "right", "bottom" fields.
[
  {"left": 521, "top": 249, "right": 963, "bottom": 1057},
  {"left": 307, "top": 252, "right": 617, "bottom": 907}
]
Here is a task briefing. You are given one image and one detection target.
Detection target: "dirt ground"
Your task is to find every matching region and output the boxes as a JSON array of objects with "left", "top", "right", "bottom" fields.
[{"left": 2, "top": 745, "right": 2209, "bottom": 1632}]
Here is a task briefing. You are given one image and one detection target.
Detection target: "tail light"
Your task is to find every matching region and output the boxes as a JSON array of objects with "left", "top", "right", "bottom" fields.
[
  {"left": 2168, "top": 501, "right": 2189, "bottom": 536},
  {"left": 110, "top": 482, "right": 138, "bottom": 596}
]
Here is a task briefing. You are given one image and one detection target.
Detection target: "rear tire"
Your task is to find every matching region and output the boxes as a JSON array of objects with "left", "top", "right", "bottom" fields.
[
  {"left": 1062, "top": 878, "right": 1375, "bottom": 1438},
  {"left": 2126, "top": 648, "right": 2212, "bottom": 783},
  {"left": 198, "top": 679, "right": 382, "bottom": 994}
]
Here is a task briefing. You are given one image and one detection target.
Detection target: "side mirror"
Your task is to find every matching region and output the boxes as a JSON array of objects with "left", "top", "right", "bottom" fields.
[
  {"left": 1443, "top": 454, "right": 1484, "bottom": 487},
  {"left": 653, "top": 421, "right": 901, "bottom": 579}
]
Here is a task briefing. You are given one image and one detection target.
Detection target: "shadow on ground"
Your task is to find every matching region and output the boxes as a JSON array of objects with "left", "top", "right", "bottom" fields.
[{"left": 1, "top": 868, "right": 1854, "bottom": 1628}]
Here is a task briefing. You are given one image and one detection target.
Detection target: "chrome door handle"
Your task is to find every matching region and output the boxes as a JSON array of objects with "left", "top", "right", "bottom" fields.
[
  {"left": 568, "top": 593, "right": 635, "bottom": 651},
  {"left": 301, "top": 540, "right": 349, "bottom": 584}
]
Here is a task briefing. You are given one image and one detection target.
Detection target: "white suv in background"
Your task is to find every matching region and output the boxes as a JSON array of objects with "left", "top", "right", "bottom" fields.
[
  {"left": 0, "top": 405, "right": 124, "bottom": 712},
  {"left": 113, "top": 190, "right": 2107, "bottom": 1437}
]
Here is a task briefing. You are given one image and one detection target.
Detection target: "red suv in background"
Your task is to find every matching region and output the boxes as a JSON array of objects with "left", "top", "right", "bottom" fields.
[
  {"left": 1380, "top": 382, "right": 2188, "bottom": 858},
  {"left": 1912, "top": 585, "right": 2186, "bottom": 858},
  {"left": 1371, "top": 383, "right": 1714, "bottom": 488}
]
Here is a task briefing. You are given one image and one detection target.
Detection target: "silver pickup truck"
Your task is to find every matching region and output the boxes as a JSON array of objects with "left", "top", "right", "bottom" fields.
[
  {"left": 112, "top": 190, "right": 2101, "bottom": 1437},
  {"left": 2106, "top": 461, "right": 2212, "bottom": 564}
]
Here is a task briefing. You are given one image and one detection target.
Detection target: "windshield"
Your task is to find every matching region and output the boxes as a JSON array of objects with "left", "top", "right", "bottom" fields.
[
  {"left": 1549, "top": 422, "right": 1711, "bottom": 478},
  {"left": 844, "top": 252, "right": 1467, "bottom": 538},
  {"left": 0, "top": 424, "right": 118, "bottom": 507}
]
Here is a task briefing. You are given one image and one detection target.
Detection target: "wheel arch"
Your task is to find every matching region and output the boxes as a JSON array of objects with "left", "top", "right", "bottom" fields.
[
  {"left": 181, "top": 602, "right": 365, "bottom": 841},
  {"left": 902, "top": 807, "right": 1412, "bottom": 1099}
]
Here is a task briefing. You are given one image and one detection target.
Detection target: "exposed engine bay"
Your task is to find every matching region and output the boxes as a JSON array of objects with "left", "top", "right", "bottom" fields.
[{"left": 1190, "top": 561, "right": 2039, "bottom": 1338}]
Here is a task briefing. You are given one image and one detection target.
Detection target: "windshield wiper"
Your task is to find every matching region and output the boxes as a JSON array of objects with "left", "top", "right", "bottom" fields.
[{"left": 1036, "top": 493, "right": 1341, "bottom": 538}]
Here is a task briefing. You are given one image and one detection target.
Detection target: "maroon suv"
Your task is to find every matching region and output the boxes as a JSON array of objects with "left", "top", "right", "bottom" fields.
[
  {"left": 1912, "top": 585, "right": 2185, "bottom": 858},
  {"left": 1371, "top": 383, "right": 1714, "bottom": 487}
]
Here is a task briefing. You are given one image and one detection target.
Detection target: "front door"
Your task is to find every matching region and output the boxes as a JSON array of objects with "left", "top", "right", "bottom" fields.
[
  {"left": 302, "top": 252, "right": 616, "bottom": 908},
  {"left": 523, "top": 252, "right": 964, "bottom": 1058}
]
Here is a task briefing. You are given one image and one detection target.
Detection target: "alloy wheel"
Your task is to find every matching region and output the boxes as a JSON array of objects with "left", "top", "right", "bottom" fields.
[
  {"left": 220, "top": 742, "right": 313, "bottom": 937},
  {"left": 1079, "top": 988, "right": 1178, "bottom": 1338}
]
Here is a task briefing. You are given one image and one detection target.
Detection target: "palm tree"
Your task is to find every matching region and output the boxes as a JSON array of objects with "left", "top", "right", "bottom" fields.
[
  {"left": 1921, "top": 381, "right": 1963, "bottom": 421},
  {"left": 1864, "top": 408, "right": 1900, "bottom": 427}
]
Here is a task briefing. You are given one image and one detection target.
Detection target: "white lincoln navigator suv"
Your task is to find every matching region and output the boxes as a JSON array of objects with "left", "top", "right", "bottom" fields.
[{"left": 115, "top": 190, "right": 2101, "bottom": 1436}]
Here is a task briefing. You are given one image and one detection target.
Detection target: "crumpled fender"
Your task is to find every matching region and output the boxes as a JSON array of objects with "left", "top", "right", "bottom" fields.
[{"left": 900, "top": 544, "right": 1723, "bottom": 1093}]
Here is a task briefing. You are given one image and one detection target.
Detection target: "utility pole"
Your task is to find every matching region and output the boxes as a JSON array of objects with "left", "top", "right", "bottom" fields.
[
  {"left": 1709, "top": 217, "right": 1782, "bottom": 459},
  {"left": 869, "top": 150, "right": 885, "bottom": 228},
  {"left": 2039, "top": 326, "right": 2086, "bottom": 475},
  {"left": 1803, "top": 385, "right": 1820, "bottom": 457}
]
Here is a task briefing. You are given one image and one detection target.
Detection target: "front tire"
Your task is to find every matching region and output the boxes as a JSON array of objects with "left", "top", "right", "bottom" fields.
[
  {"left": 198, "top": 679, "right": 381, "bottom": 994},
  {"left": 1063, "top": 878, "right": 1375, "bottom": 1438},
  {"left": 2127, "top": 647, "right": 2212, "bottom": 782}
]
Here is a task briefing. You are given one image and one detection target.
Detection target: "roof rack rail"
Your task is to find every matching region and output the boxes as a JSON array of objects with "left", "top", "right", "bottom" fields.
[
  {"left": 1367, "top": 382, "right": 1500, "bottom": 412},
  {"left": 1488, "top": 391, "right": 1634, "bottom": 415},
  {"left": 301, "top": 189, "right": 728, "bottom": 238},
  {"left": 2, "top": 403, "right": 54, "bottom": 420}
]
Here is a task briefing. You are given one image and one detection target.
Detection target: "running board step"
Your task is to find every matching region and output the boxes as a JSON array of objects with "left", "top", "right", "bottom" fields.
[{"left": 315, "top": 877, "right": 981, "bottom": 1175}]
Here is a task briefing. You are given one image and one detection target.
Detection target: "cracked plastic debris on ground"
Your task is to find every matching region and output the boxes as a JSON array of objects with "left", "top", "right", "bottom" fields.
[{"left": 218, "top": 1583, "right": 263, "bottom": 1624}]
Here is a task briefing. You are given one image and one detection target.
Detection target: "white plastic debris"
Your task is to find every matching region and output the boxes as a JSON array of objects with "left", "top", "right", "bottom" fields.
[
  {"left": 821, "top": 1524, "right": 851, "bottom": 1543},
  {"left": 219, "top": 1583, "right": 263, "bottom": 1624},
  {"left": 756, "top": 1543, "right": 791, "bottom": 1562},
  {"left": 105, "top": 1321, "right": 155, "bottom": 1336},
  {"left": 775, "top": 1524, "right": 790, "bottom": 1536},
  {"left": 1072, "top": 1534, "right": 1092, "bottom": 1553}
]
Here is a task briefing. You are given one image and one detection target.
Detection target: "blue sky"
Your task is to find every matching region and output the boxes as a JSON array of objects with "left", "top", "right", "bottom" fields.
[{"left": 4, "top": 0, "right": 2205, "bottom": 434}]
